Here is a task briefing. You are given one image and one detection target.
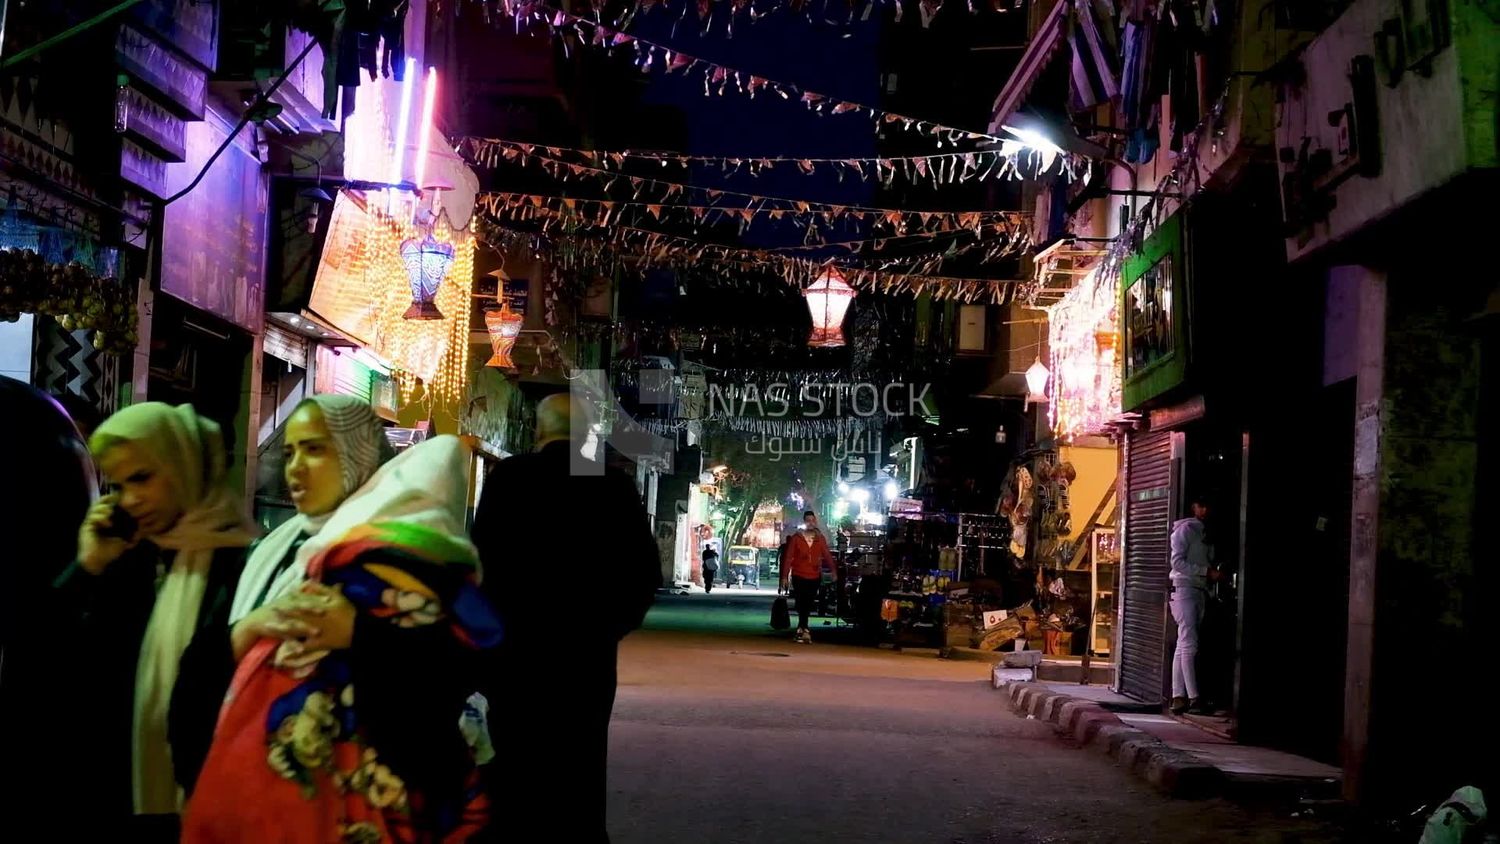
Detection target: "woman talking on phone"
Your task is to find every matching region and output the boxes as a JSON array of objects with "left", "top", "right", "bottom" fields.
[{"left": 59, "top": 402, "right": 256, "bottom": 837}]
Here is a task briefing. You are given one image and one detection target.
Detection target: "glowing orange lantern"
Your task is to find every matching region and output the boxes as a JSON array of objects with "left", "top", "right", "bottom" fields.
[
  {"left": 803, "top": 267, "right": 856, "bottom": 348},
  {"left": 484, "top": 299, "right": 524, "bottom": 369}
]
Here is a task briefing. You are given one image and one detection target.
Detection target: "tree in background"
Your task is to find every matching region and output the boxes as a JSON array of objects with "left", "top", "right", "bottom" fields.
[{"left": 707, "top": 431, "right": 835, "bottom": 547}]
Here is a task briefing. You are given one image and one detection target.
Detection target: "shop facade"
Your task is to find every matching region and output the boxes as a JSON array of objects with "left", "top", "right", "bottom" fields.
[{"left": 1265, "top": 0, "right": 1500, "bottom": 805}]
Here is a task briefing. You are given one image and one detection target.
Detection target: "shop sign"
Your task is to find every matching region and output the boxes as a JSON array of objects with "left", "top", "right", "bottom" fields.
[
  {"left": 504, "top": 278, "right": 529, "bottom": 317},
  {"left": 890, "top": 497, "right": 923, "bottom": 516},
  {"left": 983, "top": 609, "right": 1009, "bottom": 630}
]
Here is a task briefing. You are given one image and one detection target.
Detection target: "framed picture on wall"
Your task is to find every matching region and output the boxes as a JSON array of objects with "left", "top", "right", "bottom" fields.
[{"left": 1121, "top": 213, "right": 1187, "bottom": 410}]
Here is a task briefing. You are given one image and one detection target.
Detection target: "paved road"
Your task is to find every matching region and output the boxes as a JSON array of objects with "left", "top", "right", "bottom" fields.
[{"left": 606, "top": 592, "right": 1339, "bottom": 844}]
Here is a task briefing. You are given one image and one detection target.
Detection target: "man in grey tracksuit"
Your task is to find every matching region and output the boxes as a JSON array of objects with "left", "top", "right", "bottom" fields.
[{"left": 1169, "top": 497, "right": 1212, "bottom": 714}]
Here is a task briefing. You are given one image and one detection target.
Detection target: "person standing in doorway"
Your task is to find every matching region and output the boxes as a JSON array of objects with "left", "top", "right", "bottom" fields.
[
  {"left": 1169, "top": 496, "right": 1214, "bottom": 715},
  {"left": 780, "top": 510, "right": 837, "bottom": 644},
  {"left": 701, "top": 544, "right": 719, "bottom": 593}
]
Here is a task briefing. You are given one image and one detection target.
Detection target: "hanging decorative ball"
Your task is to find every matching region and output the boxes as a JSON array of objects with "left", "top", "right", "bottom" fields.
[
  {"left": 400, "top": 233, "right": 455, "bottom": 320},
  {"left": 803, "top": 267, "right": 856, "bottom": 349},
  {"left": 483, "top": 298, "right": 524, "bottom": 369}
]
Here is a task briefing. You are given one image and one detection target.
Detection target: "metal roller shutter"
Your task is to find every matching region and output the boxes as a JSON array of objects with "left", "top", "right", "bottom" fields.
[{"left": 1118, "top": 430, "right": 1174, "bottom": 702}]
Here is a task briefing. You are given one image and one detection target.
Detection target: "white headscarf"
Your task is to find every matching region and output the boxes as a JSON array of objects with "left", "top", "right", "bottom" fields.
[
  {"left": 90, "top": 403, "right": 257, "bottom": 816},
  {"left": 229, "top": 396, "right": 395, "bottom": 625}
]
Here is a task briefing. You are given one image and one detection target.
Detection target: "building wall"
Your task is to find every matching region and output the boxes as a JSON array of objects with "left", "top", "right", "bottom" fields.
[
  {"left": 1059, "top": 444, "right": 1116, "bottom": 541},
  {"left": 1355, "top": 259, "right": 1487, "bottom": 804},
  {"left": 1277, "top": 0, "right": 1499, "bottom": 261}
]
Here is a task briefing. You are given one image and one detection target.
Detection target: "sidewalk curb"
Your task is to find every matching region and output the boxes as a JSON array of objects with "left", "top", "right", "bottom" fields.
[{"left": 1000, "top": 681, "right": 1222, "bottom": 798}]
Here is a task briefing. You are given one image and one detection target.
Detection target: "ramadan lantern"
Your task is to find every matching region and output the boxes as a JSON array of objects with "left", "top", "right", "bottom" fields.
[
  {"left": 484, "top": 298, "right": 524, "bottom": 369},
  {"left": 400, "top": 232, "right": 454, "bottom": 319},
  {"left": 803, "top": 267, "right": 856, "bottom": 348}
]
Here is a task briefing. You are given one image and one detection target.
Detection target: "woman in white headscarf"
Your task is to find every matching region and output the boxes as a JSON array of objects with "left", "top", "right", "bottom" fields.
[
  {"left": 170, "top": 395, "right": 395, "bottom": 794},
  {"left": 59, "top": 402, "right": 255, "bottom": 836},
  {"left": 182, "top": 417, "right": 502, "bottom": 842}
]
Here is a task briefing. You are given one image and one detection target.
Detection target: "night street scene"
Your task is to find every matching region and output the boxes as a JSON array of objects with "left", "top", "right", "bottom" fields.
[{"left": 0, "top": 0, "right": 1496, "bottom": 842}]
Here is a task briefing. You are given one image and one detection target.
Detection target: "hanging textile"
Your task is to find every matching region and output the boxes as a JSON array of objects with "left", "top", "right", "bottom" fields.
[{"left": 1069, "top": 0, "right": 1122, "bottom": 112}]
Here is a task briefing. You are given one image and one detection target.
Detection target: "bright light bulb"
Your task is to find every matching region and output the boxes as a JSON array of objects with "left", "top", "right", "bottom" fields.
[
  {"left": 851, "top": 487, "right": 871, "bottom": 503},
  {"left": 838, "top": 482, "right": 851, "bottom": 494},
  {"left": 884, "top": 481, "right": 899, "bottom": 500}
]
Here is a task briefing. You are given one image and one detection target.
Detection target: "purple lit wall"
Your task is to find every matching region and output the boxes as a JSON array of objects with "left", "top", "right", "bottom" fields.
[{"left": 160, "top": 106, "right": 268, "bottom": 332}]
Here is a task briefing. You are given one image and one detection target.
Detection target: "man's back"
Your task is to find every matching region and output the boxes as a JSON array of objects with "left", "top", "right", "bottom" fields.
[
  {"left": 472, "top": 441, "right": 660, "bottom": 653},
  {"left": 470, "top": 439, "right": 660, "bottom": 842}
]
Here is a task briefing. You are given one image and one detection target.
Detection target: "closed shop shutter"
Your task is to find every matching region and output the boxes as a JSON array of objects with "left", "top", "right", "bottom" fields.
[
  {"left": 1118, "top": 429, "right": 1174, "bottom": 702},
  {"left": 263, "top": 325, "right": 307, "bottom": 369}
]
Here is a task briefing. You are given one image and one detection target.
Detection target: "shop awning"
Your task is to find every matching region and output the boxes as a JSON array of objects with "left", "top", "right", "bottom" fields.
[{"left": 987, "top": 0, "right": 1070, "bottom": 135}]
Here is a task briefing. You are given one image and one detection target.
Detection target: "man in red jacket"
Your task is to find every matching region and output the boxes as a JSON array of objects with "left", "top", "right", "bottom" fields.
[{"left": 780, "top": 510, "right": 837, "bottom": 643}]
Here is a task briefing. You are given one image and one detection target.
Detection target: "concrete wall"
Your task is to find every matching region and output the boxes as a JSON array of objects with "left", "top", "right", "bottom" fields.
[
  {"left": 1335, "top": 253, "right": 1493, "bottom": 806},
  {"left": 1277, "top": 0, "right": 1499, "bottom": 261}
]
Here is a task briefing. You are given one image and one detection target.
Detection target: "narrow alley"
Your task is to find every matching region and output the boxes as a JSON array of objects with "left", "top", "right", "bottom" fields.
[{"left": 607, "top": 592, "right": 1339, "bottom": 844}]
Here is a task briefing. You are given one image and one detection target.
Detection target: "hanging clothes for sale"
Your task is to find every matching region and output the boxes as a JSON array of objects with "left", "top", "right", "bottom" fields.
[
  {"left": 1069, "top": 0, "right": 1122, "bottom": 112},
  {"left": 1159, "top": 0, "right": 1203, "bottom": 153},
  {"left": 1119, "top": 5, "right": 1161, "bottom": 164}
]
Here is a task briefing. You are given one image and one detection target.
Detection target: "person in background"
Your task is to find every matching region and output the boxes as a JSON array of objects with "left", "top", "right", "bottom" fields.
[
  {"left": 170, "top": 395, "right": 397, "bottom": 796},
  {"left": 780, "top": 510, "right": 837, "bottom": 644},
  {"left": 702, "top": 544, "right": 719, "bottom": 593},
  {"left": 0, "top": 377, "right": 98, "bottom": 825},
  {"left": 64, "top": 403, "right": 256, "bottom": 837},
  {"left": 471, "top": 392, "right": 661, "bottom": 843},
  {"left": 183, "top": 432, "right": 501, "bottom": 843},
  {"left": 1169, "top": 496, "right": 1215, "bottom": 715}
]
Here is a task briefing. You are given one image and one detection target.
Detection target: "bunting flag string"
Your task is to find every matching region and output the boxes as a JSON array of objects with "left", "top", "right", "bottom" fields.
[
  {"left": 461, "top": 135, "right": 1086, "bottom": 187},
  {"left": 476, "top": 190, "right": 1028, "bottom": 237},
  {"left": 480, "top": 212, "right": 1022, "bottom": 303},
  {"left": 590, "top": 0, "right": 1028, "bottom": 40},
  {"left": 496, "top": 1, "right": 1060, "bottom": 152},
  {"left": 479, "top": 198, "right": 1018, "bottom": 273}
]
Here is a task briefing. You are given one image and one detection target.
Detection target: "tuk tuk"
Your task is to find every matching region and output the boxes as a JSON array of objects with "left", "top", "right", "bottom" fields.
[{"left": 727, "top": 545, "right": 759, "bottom": 588}]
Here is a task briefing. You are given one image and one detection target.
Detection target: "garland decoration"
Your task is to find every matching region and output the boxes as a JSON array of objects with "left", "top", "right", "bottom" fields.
[
  {"left": 462, "top": 136, "right": 1087, "bottom": 188},
  {"left": 495, "top": 1, "right": 1070, "bottom": 153},
  {"left": 478, "top": 213, "right": 1023, "bottom": 303}
]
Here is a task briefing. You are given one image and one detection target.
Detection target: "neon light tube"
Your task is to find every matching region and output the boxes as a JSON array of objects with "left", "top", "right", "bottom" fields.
[
  {"left": 388, "top": 56, "right": 418, "bottom": 199},
  {"left": 414, "top": 66, "right": 438, "bottom": 191}
]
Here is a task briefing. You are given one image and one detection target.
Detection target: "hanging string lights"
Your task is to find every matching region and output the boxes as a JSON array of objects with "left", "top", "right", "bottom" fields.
[{"left": 1044, "top": 266, "right": 1120, "bottom": 440}]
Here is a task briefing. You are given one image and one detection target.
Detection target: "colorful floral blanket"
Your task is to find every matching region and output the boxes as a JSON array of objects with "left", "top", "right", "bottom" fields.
[{"left": 184, "top": 522, "right": 503, "bottom": 844}]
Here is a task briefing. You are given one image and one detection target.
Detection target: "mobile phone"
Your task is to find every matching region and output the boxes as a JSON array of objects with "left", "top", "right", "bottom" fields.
[{"left": 97, "top": 504, "right": 138, "bottom": 540}]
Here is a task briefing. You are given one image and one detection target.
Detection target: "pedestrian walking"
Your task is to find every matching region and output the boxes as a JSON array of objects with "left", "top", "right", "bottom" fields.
[
  {"left": 171, "top": 395, "right": 398, "bottom": 796},
  {"left": 62, "top": 403, "right": 256, "bottom": 838},
  {"left": 702, "top": 544, "right": 719, "bottom": 593},
  {"left": 780, "top": 510, "right": 837, "bottom": 644},
  {"left": 471, "top": 393, "right": 661, "bottom": 843},
  {"left": 183, "top": 432, "right": 501, "bottom": 843},
  {"left": 1169, "top": 495, "right": 1215, "bottom": 715}
]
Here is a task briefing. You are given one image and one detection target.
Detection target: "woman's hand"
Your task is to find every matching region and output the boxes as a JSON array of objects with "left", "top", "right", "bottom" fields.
[
  {"left": 278, "top": 583, "right": 356, "bottom": 652},
  {"left": 77, "top": 496, "right": 135, "bottom": 575},
  {"left": 230, "top": 600, "right": 321, "bottom": 662}
]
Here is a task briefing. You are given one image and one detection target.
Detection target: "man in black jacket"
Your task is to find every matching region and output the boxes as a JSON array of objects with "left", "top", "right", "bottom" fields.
[{"left": 471, "top": 393, "right": 660, "bottom": 842}]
